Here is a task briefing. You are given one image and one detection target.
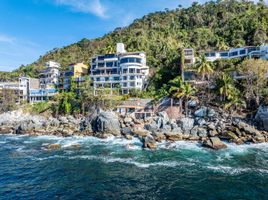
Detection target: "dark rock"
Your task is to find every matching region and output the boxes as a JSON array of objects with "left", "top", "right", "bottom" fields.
[
  {"left": 92, "top": 112, "right": 121, "bottom": 136},
  {"left": 255, "top": 106, "right": 268, "bottom": 131}
]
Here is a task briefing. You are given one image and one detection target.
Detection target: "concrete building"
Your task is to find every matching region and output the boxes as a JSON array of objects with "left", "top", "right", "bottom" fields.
[
  {"left": 90, "top": 43, "right": 149, "bottom": 95},
  {"left": 39, "top": 61, "right": 61, "bottom": 89},
  {"left": 205, "top": 45, "right": 268, "bottom": 62},
  {"left": 184, "top": 48, "right": 196, "bottom": 66},
  {"left": 28, "top": 88, "right": 58, "bottom": 103},
  {"left": 59, "top": 63, "right": 89, "bottom": 91}
]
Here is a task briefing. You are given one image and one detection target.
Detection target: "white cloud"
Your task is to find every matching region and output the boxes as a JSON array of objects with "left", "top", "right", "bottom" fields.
[
  {"left": 55, "top": 0, "right": 108, "bottom": 18},
  {"left": 0, "top": 35, "right": 16, "bottom": 44}
]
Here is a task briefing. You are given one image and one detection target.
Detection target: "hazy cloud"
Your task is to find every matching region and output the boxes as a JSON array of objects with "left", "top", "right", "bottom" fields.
[{"left": 55, "top": 0, "right": 108, "bottom": 18}]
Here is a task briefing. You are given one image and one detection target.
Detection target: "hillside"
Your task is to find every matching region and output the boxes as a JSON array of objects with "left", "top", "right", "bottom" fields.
[{"left": 1, "top": 0, "right": 268, "bottom": 87}]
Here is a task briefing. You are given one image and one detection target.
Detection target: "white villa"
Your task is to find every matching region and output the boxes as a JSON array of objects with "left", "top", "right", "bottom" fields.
[
  {"left": 205, "top": 45, "right": 268, "bottom": 62},
  {"left": 39, "top": 61, "right": 61, "bottom": 89},
  {"left": 90, "top": 43, "right": 149, "bottom": 94}
]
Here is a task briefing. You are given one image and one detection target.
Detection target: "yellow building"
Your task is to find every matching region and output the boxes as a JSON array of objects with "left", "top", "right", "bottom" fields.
[{"left": 60, "top": 63, "right": 89, "bottom": 91}]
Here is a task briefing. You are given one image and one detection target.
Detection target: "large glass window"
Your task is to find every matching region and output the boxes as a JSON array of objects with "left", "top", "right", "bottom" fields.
[
  {"left": 240, "top": 50, "right": 246, "bottom": 55},
  {"left": 129, "top": 69, "right": 135, "bottom": 73},
  {"left": 98, "top": 63, "right": 105, "bottom": 67},
  {"left": 112, "top": 69, "right": 117, "bottom": 74},
  {"left": 106, "top": 62, "right": 113, "bottom": 67},
  {"left": 230, "top": 51, "right": 238, "bottom": 56},
  {"left": 104, "top": 54, "right": 116, "bottom": 59},
  {"left": 130, "top": 82, "right": 135, "bottom": 87},
  {"left": 130, "top": 76, "right": 135, "bottom": 80},
  {"left": 220, "top": 52, "right": 228, "bottom": 57},
  {"left": 98, "top": 56, "right": 105, "bottom": 60},
  {"left": 120, "top": 57, "right": 142, "bottom": 64}
]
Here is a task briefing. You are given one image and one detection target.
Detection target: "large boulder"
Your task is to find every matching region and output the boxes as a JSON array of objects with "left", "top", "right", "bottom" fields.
[
  {"left": 143, "top": 135, "right": 157, "bottom": 150},
  {"left": 237, "top": 121, "right": 260, "bottom": 136},
  {"left": 144, "top": 121, "right": 160, "bottom": 132},
  {"left": 92, "top": 112, "right": 121, "bottom": 136},
  {"left": 194, "top": 106, "right": 208, "bottom": 118},
  {"left": 177, "top": 117, "right": 194, "bottom": 132},
  {"left": 165, "top": 132, "right": 183, "bottom": 141},
  {"left": 203, "top": 137, "right": 227, "bottom": 150},
  {"left": 194, "top": 106, "right": 216, "bottom": 118},
  {"left": 197, "top": 127, "right": 208, "bottom": 137},
  {"left": 220, "top": 131, "right": 238, "bottom": 140},
  {"left": 132, "top": 128, "right": 150, "bottom": 138},
  {"left": 157, "top": 111, "right": 170, "bottom": 126},
  {"left": 255, "top": 106, "right": 268, "bottom": 131}
]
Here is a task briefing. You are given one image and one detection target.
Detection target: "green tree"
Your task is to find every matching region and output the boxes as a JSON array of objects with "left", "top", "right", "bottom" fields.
[{"left": 195, "top": 55, "right": 214, "bottom": 81}]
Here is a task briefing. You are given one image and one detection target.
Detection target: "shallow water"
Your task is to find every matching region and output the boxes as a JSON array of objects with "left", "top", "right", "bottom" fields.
[{"left": 0, "top": 134, "right": 268, "bottom": 200}]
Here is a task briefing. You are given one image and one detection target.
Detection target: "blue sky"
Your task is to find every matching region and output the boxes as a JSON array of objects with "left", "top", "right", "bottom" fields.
[{"left": 0, "top": 0, "right": 265, "bottom": 71}]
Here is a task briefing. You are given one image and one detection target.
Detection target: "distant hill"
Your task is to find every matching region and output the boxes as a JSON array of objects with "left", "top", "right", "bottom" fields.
[{"left": 1, "top": 0, "right": 267, "bottom": 87}]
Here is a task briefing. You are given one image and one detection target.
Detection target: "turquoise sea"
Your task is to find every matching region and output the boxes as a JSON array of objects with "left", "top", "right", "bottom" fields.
[{"left": 0, "top": 134, "right": 268, "bottom": 200}]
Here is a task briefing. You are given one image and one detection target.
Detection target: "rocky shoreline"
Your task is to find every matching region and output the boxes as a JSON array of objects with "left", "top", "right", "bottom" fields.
[{"left": 0, "top": 106, "right": 268, "bottom": 150}]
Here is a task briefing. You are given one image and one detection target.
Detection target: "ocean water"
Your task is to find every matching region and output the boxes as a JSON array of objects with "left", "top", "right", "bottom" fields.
[{"left": 0, "top": 134, "right": 268, "bottom": 200}]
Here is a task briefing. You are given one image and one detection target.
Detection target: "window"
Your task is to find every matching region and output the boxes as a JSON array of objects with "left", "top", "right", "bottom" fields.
[
  {"left": 123, "top": 76, "right": 127, "bottom": 80},
  {"left": 98, "top": 56, "right": 105, "bottom": 60},
  {"left": 137, "top": 69, "right": 141, "bottom": 73},
  {"left": 96, "top": 78, "right": 100, "bottom": 81},
  {"left": 105, "top": 77, "right": 109, "bottom": 81},
  {"left": 230, "top": 51, "right": 238, "bottom": 56},
  {"left": 123, "top": 69, "right": 128, "bottom": 74},
  {"left": 240, "top": 50, "right": 246, "bottom": 55},
  {"left": 104, "top": 54, "right": 116, "bottom": 59},
  {"left": 220, "top": 52, "right": 228, "bottom": 57},
  {"left": 123, "top": 83, "right": 127, "bottom": 87},
  {"left": 130, "top": 76, "right": 135, "bottom": 80},
  {"left": 98, "top": 63, "right": 105, "bottom": 68},
  {"left": 129, "top": 69, "right": 135, "bottom": 73},
  {"left": 120, "top": 57, "right": 142, "bottom": 64},
  {"left": 130, "top": 82, "right": 135, "bottom": 87},
  {"left": 112, "top": 69, "right": 117, "bottom": 74},
  {"left": 106, "top": 62, "right": 113, "bottom": 67},
  {"left": 114, "top": 77, "right": 120, "bottom": 81}
]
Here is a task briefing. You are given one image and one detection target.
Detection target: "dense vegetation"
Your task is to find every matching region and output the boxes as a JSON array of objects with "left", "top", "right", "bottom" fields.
[{"left": 1, "top": 0, "right": 267, "bottom": 84}]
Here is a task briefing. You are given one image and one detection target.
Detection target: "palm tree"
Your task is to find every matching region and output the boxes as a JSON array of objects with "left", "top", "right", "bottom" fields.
[
  {"left": 195, "top": 55, "right": 214, "bottom": 81},
  {"left": 168, "top": 76, "right": 184, "bottom": 108},
  {"left": 216, "top": 73, "right": 237, "bottom": 102},
  {"left": 172, "top": 82, "right": 196, "bottom": 116},
  {"left": 169, "top": 77, "right": 197, "bottom": 116}
]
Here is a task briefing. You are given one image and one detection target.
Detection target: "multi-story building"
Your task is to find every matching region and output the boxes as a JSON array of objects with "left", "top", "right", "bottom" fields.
[
  {"left": 28, "top": 88, "right": 58, "bottom": 103},
  {"left": 39, "top": 61, "right": 61, "bottom": 89},
  {"left": 205, "top": 45, "right": 268, "bottom": 62},
  {"left": 90, "top": 43, "right": 149, "bottom": 94},
  {"left": 184, "top": 48, "right": 196, "bottom": 66},
  {"left": 59, "top": 63, "right": 89, "bottom": 91},
  {"left": 0, "top": 82, "right": 22, "bottom": 104}
]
